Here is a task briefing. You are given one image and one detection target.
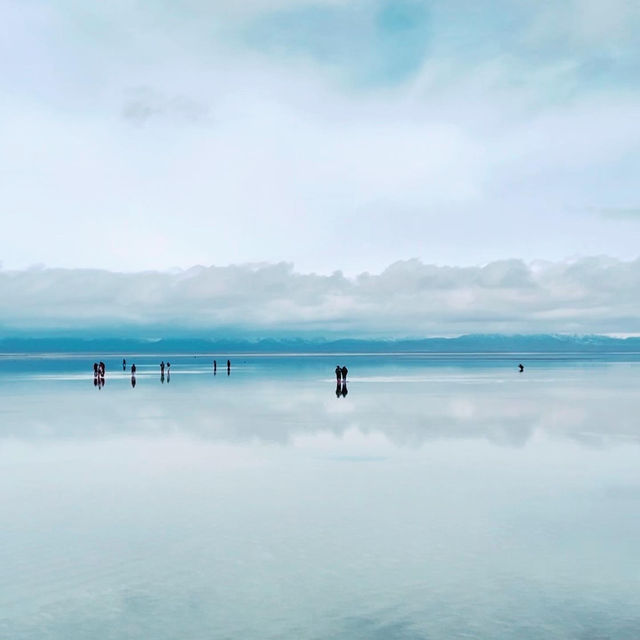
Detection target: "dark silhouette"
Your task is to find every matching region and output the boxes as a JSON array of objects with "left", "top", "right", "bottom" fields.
[
  {"left": 131, "top": 375, "right": 137, "bottom": 388},
  {"left": 161, "top": 372, "right": 165, "bottom": 384},
  {"left": 167, "top": 371, "right": 170, "bottom": 383},
  {"left": 341, "top": 365, "right": 348, "bottom": 382},
  {"left": 166, "top": 362, "right": 170, "bottom": 372},
  {"left": 93, "top": 376, "right": 98, "bottom": 387},
  {"left": 518, "top": 363, "right": 524, "bottom": 372},
  {"left": 131, "top": 363, "right": 136, "bottom": 375},
  {"left": 160, "top": 361, "right": 165, "bottom": 374},
  {"left": 227, "top": 359, "right": 231, "bottom": 375},
  {"left": 335, "top": 382, "right": 341, "bottom": 397},
  {"left": 341, "top": 381, "right": 348, "bottom": 397},
  {"left": 122, "top": 358, "right": 126, "bottom": 371},
  {"left": 93, "top": 362, "right": 98, "bottom": 376},
  {"left": 213, "top": 360, "right": 217, "bottom": 374},
  {"left": 99, "top": 361, "right": 105, "bottom": 376},
  {"left": 335, "top": 365, "right": 342, "bottom": 382}
]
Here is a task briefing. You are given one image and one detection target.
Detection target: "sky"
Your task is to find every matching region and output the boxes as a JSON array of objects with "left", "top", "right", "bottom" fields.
[{"left": 1, "top": 1, "right": 639, "bottom": 336}]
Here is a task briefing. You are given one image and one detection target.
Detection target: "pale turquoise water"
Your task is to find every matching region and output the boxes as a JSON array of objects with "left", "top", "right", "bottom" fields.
[{"left": 1, "top": 354, "right": 640, "bottom": 639}]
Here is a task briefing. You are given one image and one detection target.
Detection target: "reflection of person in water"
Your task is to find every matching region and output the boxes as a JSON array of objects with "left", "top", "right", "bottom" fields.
[
  {"left": 167, "top": 370, "right": 170, "bottom": 383},
  {"left": 227, "top": 359, "right": 231, "bottom": 375},
  {"left": 213, "top": 360, "right": 217, "bottom": 374},
  {"left": 131, "top": 375, "right": 136, "bottom": 388},
  {"left": 161, "top": 372, "right": 165, "bottom": 383},
  {"left": 335, "top": 381, "right": 349, "bottom": 398},
  {"left": 335, "top": 365, "right": 342, "bottom": 382},
  {"left": 341, "top": 365, "right": 348, "bottom": 382},
  {"left": 518, "top": 363, "right": 524, "bottom": 372}
]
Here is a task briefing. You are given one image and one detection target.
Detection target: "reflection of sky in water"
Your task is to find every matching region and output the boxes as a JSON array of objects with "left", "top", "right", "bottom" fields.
[{"left": 1, "top": 355, "right": 640, "bottom": 638}]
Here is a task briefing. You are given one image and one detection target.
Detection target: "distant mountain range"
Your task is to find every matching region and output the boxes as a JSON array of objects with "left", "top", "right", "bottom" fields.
[{"left": 1, "top": 334, "right": 639, "bottom": 354}]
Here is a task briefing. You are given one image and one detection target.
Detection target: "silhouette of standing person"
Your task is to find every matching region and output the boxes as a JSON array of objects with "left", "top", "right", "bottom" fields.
[
  {"left": 213, "top": 360, "right": 217, "bottom": 375},
  {"left": 160, "top": 361, "right": 165, "bottom": 375},
  {"left": 227, "top": 359, "right": 231, "bottom": 375},
  {"left": 335, "top": 365, "right": 342, "bottom": 382},
  {"left": 341, "top": 365, "right": 348, "bottom": 382},
  {"left": 122, "top": 358, "right": 126, "bottom": 371},
  {"left": 518, "top": 363, "right": 524, "bottom": 372},
  {"left": 131, "top": 363, "right": 136, "bottom": 375},
  {"left": 93, "top": 362, "right": 98, "bottom": 377}
]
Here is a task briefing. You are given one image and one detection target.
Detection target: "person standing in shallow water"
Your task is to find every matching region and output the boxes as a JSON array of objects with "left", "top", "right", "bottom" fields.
[
  {"left": 518, "top": 363, "right": 524, "bottom": 372},
  {"left": 213, "top": 360, "right": 217, "bottom": 374},
  {"left": 341, "top": 365, "right": 348, "bottom": 382},
  {"left": 335, "top": 365, "right": 342, "bottom": 382},
  {"left": 227, "top": 359, "right": 231, "bottom": 375}
]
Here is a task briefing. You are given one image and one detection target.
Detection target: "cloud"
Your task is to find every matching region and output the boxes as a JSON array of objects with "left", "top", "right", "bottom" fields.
[
  {"left": 1, "top": 257, "right": 640, "bottom": 336},
  {"left": 1, "top": 1, "right": 639, "bottom": 274},
  {"left": 121, "top": 87, "right": 210, "bottom": 126},
  {"left": 585, "top": 206, "right": 640, "bottom": 219}
]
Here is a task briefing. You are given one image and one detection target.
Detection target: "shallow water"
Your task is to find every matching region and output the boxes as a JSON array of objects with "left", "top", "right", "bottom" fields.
[{"left": 1, "top": 353, "right": 640, "bottom": 639}]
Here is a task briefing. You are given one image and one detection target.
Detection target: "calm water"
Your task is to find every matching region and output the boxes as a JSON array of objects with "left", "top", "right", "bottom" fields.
[{"left": 1, "top": 353, "right": 640, "bottom": 639}]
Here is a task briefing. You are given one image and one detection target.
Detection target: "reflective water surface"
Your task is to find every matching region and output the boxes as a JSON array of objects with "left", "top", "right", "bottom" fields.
[{"left": 1, "top": 353, "right": 640, "bottom": 639}]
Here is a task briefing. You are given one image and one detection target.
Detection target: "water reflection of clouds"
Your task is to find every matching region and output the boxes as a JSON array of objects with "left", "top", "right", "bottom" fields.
[{"left": 1, "top": 368, "right": 638, "bottom": 448}]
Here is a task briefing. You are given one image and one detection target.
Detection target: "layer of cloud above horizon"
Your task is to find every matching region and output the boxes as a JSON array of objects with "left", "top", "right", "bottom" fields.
[
  {"left": 1, "top": 1, "right": 639, "bottom": 274},
  {"left": 1, "top": 257, "right": 639, "bottom": 337}
]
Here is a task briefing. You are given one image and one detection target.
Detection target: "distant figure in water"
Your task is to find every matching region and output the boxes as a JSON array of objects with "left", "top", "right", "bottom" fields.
[
  {"left": 131, "top": 363, "right": 136, "bottom": 375},
  {"left": 518, "top": 363, "right": 524, "bottom": 372},
  {"left": 93, "top": 362, "right": 98, "bottom": 376},
  {"left": 335, "top": 365, "right": 342, "bottom": 382},
  {"left": 99, "top": 361, "right": 105, "bottom": 376},
  {"left": 122, "top": 358, "right": 126, "bottom": 371},
  {"left": 227, "top": 359, "right": 231, "bottom": 375},
  {"left": 160, "top": 361, "right": 165, "bottom": 374},
  {"left": 213, "top": 360, "right": 217, "bottom": 374},
  {"left": 341, "top": 365, "right": 348, "bottom": 382},
  {"left": 166, "top": 362, "right": 170, "bottom": 372},
  {"left": 131, "top": 375, "right": 136, "bottom": 388}
]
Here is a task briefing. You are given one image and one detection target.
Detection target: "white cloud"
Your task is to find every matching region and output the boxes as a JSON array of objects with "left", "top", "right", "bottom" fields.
[
  {"left": 1, "top": 1, "right": 639, "bottom": 274},
  {"left": 1, "top": 257, "right": 639, "bottom": 336}
]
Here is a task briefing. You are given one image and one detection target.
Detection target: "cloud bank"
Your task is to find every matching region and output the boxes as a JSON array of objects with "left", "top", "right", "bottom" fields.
[{"left": 1, "top": 257, "right": 639, "bottom": 336}]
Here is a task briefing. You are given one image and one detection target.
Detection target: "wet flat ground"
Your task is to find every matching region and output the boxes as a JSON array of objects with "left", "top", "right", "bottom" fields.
[{"left": 1, "top": 353, "right": 640, "bottom": 639}]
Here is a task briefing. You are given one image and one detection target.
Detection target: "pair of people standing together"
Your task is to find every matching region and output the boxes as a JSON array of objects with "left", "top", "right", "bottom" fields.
[{"left": 335, "top": 365, "right": 348, "bottom": 382}]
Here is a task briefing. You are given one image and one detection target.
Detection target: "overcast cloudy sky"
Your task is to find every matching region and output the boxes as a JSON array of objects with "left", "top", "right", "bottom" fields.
[{"left": 1, "top": 1, "right": 639, "bottom": 335}]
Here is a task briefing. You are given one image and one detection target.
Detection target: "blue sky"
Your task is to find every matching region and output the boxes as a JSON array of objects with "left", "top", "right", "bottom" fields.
[{"left": 0, "top": 1, "right": 639, "bottom": 335}]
